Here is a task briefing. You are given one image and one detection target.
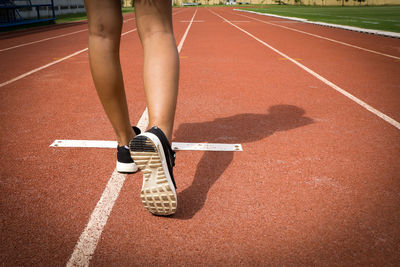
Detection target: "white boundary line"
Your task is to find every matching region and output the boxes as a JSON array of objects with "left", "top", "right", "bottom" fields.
[
  {"left": 0, "top": 9, "right": 189, "bottom": 89},
  {"left": 234, "top": 9, "right": 400, "bottom": 40},
  {"left": 0, "top": 16, "right": 136, "bottom": 53},
  {"left": 0, "top": 47, "right": 88, "bottom": 88},
  {"left": 177, "top": 8, "right": 198, "bottom": 52},
  {"left": 0, "top": 28, "right": 137, "bottom": 89},
  {"left": 0, "top": 29, "right": 88, "bottom": 52},
  {"left": 210, "top": 9, "right": 400, "bottom": 130},
  {"left": 233, "top": 10, "right": 400, "bottom": 60},
  {"left": 66, "top": 110, "right": 148, "bottom": 267},
  {"left": 66, "top": 8, "right": 197, "bottom": 266}
]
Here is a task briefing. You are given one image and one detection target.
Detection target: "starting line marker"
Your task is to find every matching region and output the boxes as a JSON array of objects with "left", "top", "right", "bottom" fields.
[{"left": 50, "top": 140, "right": 243, "bottom": 152}]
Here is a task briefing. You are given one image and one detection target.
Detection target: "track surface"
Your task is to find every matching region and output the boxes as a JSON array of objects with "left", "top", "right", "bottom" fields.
[{"left": 1, "top": 7, "right": 399, "bottom": 266}]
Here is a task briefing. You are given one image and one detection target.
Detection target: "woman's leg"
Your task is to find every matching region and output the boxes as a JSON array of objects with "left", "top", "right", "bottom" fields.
[
  {"left": 84, "top": 0, "right": 135, "bottom": 146},
  {"left": 134, "top": 0, "right": 179, "bottom": 142}
]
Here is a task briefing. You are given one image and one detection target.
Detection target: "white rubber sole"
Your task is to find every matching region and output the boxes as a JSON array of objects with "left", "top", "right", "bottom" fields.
[
  {"left": 116, "top": 161, "right": 139, "bottom": 173},
  {"left": 130, "top": 132, "right": 177, "bottom": 216}
]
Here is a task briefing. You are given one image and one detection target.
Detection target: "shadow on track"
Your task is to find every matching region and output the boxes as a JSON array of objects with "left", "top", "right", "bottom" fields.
[{"left": 172, "top": 105, "right": 314, "bottom": 220}]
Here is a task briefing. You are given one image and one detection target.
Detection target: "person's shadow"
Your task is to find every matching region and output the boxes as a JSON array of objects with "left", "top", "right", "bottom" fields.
[{"left": 172, "top": 105, "right": 314, "bottom": 220}]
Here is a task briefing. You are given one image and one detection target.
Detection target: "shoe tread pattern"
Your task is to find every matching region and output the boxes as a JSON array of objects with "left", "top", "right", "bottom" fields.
[{"left": 130, "top": 136, "right": 176, "bottom": 216}]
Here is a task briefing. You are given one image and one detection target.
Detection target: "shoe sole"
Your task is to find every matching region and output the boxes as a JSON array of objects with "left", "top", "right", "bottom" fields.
[
  {"left": 130, "top": 133, "right": 177, "bottom": 216},
  {"left": 116, "top": 161, "right": 139, "bottom": 173}
]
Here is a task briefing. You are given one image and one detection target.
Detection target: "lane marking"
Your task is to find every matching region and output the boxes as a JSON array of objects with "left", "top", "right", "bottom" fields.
[
  {"left": 180, "top": 20, "right": 203, "bottom": 22},
  {"left": 279, "top": 57, "right": 302, "bottom": 61},
  {"left": 211, "top": 10, "right": 400, "bottom": 130},
  {"left": 177, "top": 8, "right": 198, "bottom": 52},
  {"left": 362, "top": 21, "right": 380, "bottom": 25},
  {"left": 66, "top": 110, "right": 148, "bottom": 267},
  {"left": 233, "top": 10, "right": 400, "bottom": 60},
  {"left": 234, "top": 9, "right": 400, "bottom": 39},
  {"left": 50, "top": 140, "right": 243, "bottom": 151},
  {"left": 0, "top": 47, "right": 89, "bottom": 88},
  {"left": 0, "top": 9, "right": 188, "bottom": 88},
  {"left": 0, "top": 17, "right": 135, "bottom": 53},
  {"left": 66, "top": 169, "right": 127, "bottom": 267},
  {"left": 0, "top": 28, "right": 138, "bottom": 89},
  {"left": 67, "top": 8, "right": 197, "bottom": 266},
  {"left": 0, "top": 29, "right": 88, "bottom": 52}
]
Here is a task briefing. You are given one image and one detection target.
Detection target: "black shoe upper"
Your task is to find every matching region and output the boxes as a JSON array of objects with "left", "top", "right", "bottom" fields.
[
  {"left": 117, "top": 126, "right": 141, "bottom": 164},
  {"left": 147, "top": 126, "right": 177, "bottom": 189}
]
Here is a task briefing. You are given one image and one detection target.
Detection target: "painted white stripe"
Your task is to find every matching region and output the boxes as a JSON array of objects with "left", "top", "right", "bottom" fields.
[
  {"left": 136, "top": 107, "right": 149, "bottom": 132},
  {"left": 123, "top": 18, "right": 135, "bottom": 23},
  {"left": 235, "top": 9, "right": 400, "bottom": 39},
  {"left": 211, "top": 10, "right": 400, "bottom": 130},
  {"left": 120, "top": 28, "right": 137, "bottom": 37},
  {"left": 362, "top": 21, "right": 379, "bottom": 25},
  {"left": 66, "top": 109, "right": 148, "bottom": 267},
  {"left": 0, "top": 29, "right": 88, "bottom": 52},
  {"left": 0, "top": 29, "right": 137, "bottom": 89},
  {"left": 65, "top": 169, "right": 126, "bottom": 266},
  {"left": 234, "top": 10, "right": 400, "bottom": 60},
  {"left": 67, "top": 8, "right": 197, "bottom": 266},
  {"left": 50, "top": 139, "right": 243, "bottom": 151},
  {"left": 180, "top": 20, "right": 204, "bottom": 22},
  {"left": 1, "top": 9, "right": 187, "bottom": 88},
  {"left": 0, "top": 47, "right": 88, "bottom": 88},
  {"left": 0, "top": 17, "right": 135, "bottom": 53},
  {"left": 177, "top": 8, "right": 197, "bottom": 53}
]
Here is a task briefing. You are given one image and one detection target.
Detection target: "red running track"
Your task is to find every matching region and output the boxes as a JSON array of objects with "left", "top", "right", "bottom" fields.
[{"left": 1, "top": 7, "right": 399, "bottom": 266}]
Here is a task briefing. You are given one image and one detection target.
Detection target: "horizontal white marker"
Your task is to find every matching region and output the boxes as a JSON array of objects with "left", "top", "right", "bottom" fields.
[{"left": 50, "top": 140, "right": 242, "bottom": 152}]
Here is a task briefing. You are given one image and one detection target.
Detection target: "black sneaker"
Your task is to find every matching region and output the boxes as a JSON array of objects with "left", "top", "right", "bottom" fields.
[
  {"left": 116, "top": 126, "right": 141, "bottom": 173},
  {"left": 129, "top": 126, "right": 177, "bottom": 216}
]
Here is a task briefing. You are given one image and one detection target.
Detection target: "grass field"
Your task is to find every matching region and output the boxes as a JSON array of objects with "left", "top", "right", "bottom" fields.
[{"left": 242, "top": 5, "right": 400, "bottom": 33}]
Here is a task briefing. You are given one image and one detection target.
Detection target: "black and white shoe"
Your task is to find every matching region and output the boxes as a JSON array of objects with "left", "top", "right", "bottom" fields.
[
  {"left": 116, "top": 126, "right": 141, "bottom": 173},
  {"left": 129, "top": 126, "right": 177, "bottom": 216}
]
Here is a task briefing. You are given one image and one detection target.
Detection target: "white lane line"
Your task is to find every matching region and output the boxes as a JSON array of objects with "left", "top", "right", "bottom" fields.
[
  {"left": 362, "top": 21, "right": 380, "bottom": 25},
  {"left": 0, "top": 18, "right": 135, "bottom": 52},
  {"left": 180, "top": 20, "right": 204, "bottom": 22},
  {"left": 67, "top": 9, "right": 197, "bottom": 266},
  {"left": 0, "top": 17, "right": 135, "bottom": 53},
  {"left": 0, "top": 47, "right": 88, "bottom": 88},
  {"left": 177, "top": 8, "right": 197, "bottom": 52},
  {"left": 233, "top": 10, "right": 400, "bottom": 60},
  {"left": 66, "top": 109, "right": 148, "bottom": 267},
  {"left": 0, "top": 29, "right": 88, "bottom": 52},
  {"left": 50, "top": 139, "right": 243, "bottom": 151},
  {"left": 0, "top": 28, "right": 137, "bottom": 89},
  {"left": 211, "top": 10, "right": 400, "bottom": 131},
  {"left": 65, "top": 169, "right": 126, "bottom": 267},
  {"left": 0, "top": 9, "right": 187, "bottom": 88}
]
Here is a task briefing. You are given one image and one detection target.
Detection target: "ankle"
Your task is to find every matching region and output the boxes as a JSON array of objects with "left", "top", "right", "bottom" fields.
[
  {"left": 148, "top": 125, "right": 172, "bottom": 143},
  {"left": 116, "top": 128, "right": 135, "bottom": 147}
]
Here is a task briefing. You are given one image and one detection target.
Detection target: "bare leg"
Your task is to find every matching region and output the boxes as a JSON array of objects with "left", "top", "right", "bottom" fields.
[
  {"left": 84, "top": 0, "right": 134, "bottom": 146},
  {"left": 134, "top": 0, "right": 179, "bottom": 142}
]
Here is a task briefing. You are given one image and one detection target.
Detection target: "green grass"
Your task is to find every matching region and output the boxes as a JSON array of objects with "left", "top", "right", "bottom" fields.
[{"left": 241, "top": 5, "right": 400, "bottom": 33}]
